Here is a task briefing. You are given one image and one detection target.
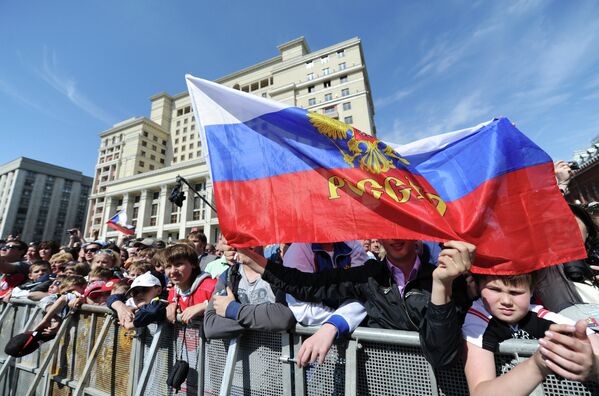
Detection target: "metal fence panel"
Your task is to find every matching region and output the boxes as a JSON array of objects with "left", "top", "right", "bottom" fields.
[
  {"left": 142, "top": 323, "right": 172, "bottom": 396},
  {"left": 204, "top": 337, "right": 230, "bottom": 395},
  {"left": 357, "top": 341, "right": 435, "bottom": 396},
  {"left": 87, "top": 315, "right": 133, "bottom": 396},
  {"left": 2, "top": 301, "right": 599, "bottom": 396},
  {"left": 229, "top": 330, "right": 285, "bottom": 396},
  {"left": 300, "top": 337, "right": 347, "bottom": 396}
]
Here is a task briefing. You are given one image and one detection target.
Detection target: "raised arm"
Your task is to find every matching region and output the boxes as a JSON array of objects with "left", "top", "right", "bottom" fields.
[
  {"left": 421, "top": 241, "right": 475, "bottom": 368},
  {"left": 223, "top": 246, "right": 373, "bottom": 303}
]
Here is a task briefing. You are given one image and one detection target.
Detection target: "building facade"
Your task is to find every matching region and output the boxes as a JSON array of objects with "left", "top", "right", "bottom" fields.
[
  {"left": 0, "top": 157, "right": 92, "bottom": 243},
  {"left": 86, "top": 36, "right": 376, "bottom": 243},
  {"left": 567, "top": 135, "right": 599, "bottom": 203}
]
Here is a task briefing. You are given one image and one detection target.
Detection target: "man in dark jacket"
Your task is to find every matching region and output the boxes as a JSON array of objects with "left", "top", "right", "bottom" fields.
[
  {"left": 223, "top": 240, "right": 475, "bottom": 369},
  {"left": 203, "top": 260, "right": 296, "bottom": 339}
]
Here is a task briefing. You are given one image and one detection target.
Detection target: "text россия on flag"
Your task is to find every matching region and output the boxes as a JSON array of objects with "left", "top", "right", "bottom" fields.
[{"left": 185, "top": 75, "right": 584, "bottom": 275}]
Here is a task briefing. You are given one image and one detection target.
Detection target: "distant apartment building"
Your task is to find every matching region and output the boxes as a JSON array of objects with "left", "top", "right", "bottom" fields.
[
  {"left": 0, "top": 157, "right": 92, "bottom": 243},
  {"left": 567, "top": 135, "right": 599, "bottom": 203},
  {"left": 86, "top": 36, "right": 376, "bottom": 243}
]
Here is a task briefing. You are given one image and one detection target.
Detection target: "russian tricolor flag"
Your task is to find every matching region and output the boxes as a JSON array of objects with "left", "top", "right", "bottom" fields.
[
  {"left": 106, "top": 210, "right": 135, "bottom": 235},
  {"left": 186, "top": 75, "right": 584, "bottom": 274}
]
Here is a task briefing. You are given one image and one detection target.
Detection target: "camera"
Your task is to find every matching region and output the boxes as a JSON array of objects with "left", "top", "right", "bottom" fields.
[{"left": 567, "top": 161, "right": 580, "bottom": 171}]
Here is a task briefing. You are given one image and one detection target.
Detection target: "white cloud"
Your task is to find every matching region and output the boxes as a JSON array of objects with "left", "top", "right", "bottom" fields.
[
  {"left": 428, "top": 91, "right": 493, "bottom": 135},
  {"left": 28, "top": 47, "right": 117, "bottom": 125},
  {"left": 506, "top": 0, "right": 545, "bottom": 15},
  {"left": 0, "top": 79, "right": 66, "bottom": 122},
  {"left": 413, "top": 39, "right": 466, "bottom": 78},
  {"left": 375, "top": 88, "right": 413, "bottom": 108}
]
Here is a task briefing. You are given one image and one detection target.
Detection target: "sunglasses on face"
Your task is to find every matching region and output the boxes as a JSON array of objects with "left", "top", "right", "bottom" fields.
[
  {"left": 1, "top": 245, "right": 19, "bottom": 251},
  {"left": 85, "top": 248, "right": 99, "bottom": 253},
  {"left": 52, "top": 281, "right": 62, "bottom": 287}
]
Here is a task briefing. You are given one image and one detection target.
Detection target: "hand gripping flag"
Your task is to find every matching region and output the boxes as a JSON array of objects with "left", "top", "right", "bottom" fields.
[
  {"left": 186, "top": 75, "right": 585, "bottom": 274},
  {"left": 106, "top": 210, "right": 135, "bottom": 235}
]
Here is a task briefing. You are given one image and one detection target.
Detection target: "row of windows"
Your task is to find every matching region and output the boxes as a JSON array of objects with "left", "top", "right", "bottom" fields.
[
  {"left": 307, "top": 75, "right": 348, "bottom": 94},
  {"left": 307, "top": 88, "right": 352, "bottom": 105},
  {"left": 173, "top": 143, "right": 197, "bottom": 153},
  {"left": 100, "top": 145, "right": 120, "bottom": 156},
  {"left": 175, "top": 123, "right": 196, "bottom": 135},
  {"left": 103, "top": 134, "right": 123, "bottom": 146},
  {"left": 142, "top": 131, "right": 167, "bottom": 145},
  {"left": 98, "top": 152, "right": 120, "bottom": 164},
  {"left": 307, "top": 64, "right": 347, "bottom": 81},
  {"left": 175, "top": 116, "right": 195, "bottom": 127},
  {"left": 172, "top": 152, "right": 200, "bottom": 163},
  {"left": 174, "top": 134, "right": 199, "bottom": 144},
  {"left": 176, "top": 106, "right": 192, "bottom": 117},
  {"left": 305, "top": 50, "right": 345, "bottom": 69},
  {"left": 138, "top": 161, "right": 157, "bottom": 171},
  {"left": 140, "top": 150, "right": 166, "bottom": 164},
  {"left": 140, "top": 140, "right": 165, "bottom": 152},
  {"left": 233, "top": 77, "right": 274, "bottom": 93}
]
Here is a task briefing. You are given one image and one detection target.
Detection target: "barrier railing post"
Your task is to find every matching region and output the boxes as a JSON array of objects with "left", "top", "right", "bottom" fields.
[
  {"left": 128, "top": 329, "right": 143, "bottom": 396},
  {"left": 280, "top": 333, "right": 294, "bottom": 396},
  {"left": 73, "top": 314, "right": 114, "bottom": 396},
  {"left": 0, "top": 307, "right": 40, "bottom": 382},
  {"left": 293, "top": 334, "right": 305, "bottom": 396},
  {"left": 219, "top": 336, "right": 240, "bottom": 396},
  {"left": 344, "top": 339, "right": 358, "bottom": 396},
  {"left": 25, "top": 313, "right": 75, "bottom": 396},
  {"left": 197, "top": 334, "right": 206, "bottom": 395},
  {"left": 133, "top": 323, "right": 164, "bottom": 396},
  {"left": 0, "top": 303, "right": 14, "bottom": 330}
]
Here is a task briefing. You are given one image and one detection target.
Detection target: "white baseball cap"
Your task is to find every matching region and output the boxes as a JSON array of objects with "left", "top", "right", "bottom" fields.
[{"left": 126, "top": 272, "right": 161, "bottom": 296}]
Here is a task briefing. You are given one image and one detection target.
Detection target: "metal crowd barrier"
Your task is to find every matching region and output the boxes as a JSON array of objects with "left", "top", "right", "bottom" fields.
[{"left": 1, "top": 300, "right": 598, "bottom": 395}]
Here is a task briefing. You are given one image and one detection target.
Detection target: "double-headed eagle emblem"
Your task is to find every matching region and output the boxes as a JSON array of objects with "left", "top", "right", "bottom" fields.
[{"left": 308, "top": 112, "right": 409, "bottom": 175}]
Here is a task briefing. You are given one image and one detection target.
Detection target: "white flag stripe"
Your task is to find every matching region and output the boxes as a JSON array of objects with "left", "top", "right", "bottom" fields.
[{"left": 185, "top": 75, "right": 289, "bottom": 126}]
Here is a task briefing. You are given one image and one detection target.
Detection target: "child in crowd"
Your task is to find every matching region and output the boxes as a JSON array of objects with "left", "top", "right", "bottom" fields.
[
  {"left": 88, "top": 267, "right": 113, "bottom": 283},
  {"left": 105, "top": 279, "right": 135, "bottom": 326},
  {"left": 8, "top": 261, "right": 53, "bottom": 300},
  {"left": 126, "top": 260, "right": 154, "bottom": 280},
  {"left": 463, "top": 272, "right": 599, "bottom": 395},
  {"left": 63, "top": 261, "right": 90, "bottom": 277},
  {"left": 28, "top": 275, "right": 66, "bottom": 301},
  {"left": 164, "top": 243, "right": 216, "bottom": 325},
  {"left": 91, "top": 249, "right": 123, "bottom": 278},
  {"left": 151, "top": 249, "right": 167, "bottom": 275},
  {"left": 34, "top": 275, "right": 87, "bottom": 336},
  {"left": 122, "top": 272, "right": 167, "bottom": 329}
]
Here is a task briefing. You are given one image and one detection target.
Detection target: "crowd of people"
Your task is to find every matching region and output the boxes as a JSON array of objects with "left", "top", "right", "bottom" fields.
[{"left": 0, "top": 161, "right": 598, "bottom": 395}]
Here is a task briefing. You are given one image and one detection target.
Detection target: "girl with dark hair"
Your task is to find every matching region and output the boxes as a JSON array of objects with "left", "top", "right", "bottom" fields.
[{"left": 38, "top": 241, "right": 60, "bottom": 262}]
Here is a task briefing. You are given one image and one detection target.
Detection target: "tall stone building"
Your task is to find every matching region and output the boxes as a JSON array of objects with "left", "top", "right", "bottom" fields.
[
  {"left": 86, "top": 36, "right": 376, "bottom": 243},
  {"left": 567, "top": 135, "right": 599, "bottom": 203},
  {"left": 0, "top": 157, "right": 92, "bottom": 243}
]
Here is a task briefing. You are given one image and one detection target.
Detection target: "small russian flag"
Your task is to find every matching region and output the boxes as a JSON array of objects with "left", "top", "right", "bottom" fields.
[{"left": 106, "top": 210, "right": 136, "bottom": 235}]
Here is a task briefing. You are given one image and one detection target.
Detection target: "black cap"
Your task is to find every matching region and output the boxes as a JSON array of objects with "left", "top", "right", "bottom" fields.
[{"left": 4, "top": 331, "right": 53, "bottom": 357}]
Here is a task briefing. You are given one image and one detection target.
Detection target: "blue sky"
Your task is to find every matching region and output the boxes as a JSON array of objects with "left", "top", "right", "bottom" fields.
[{"left": 1, "top": 1, "right": 598, "bottom": 177}]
